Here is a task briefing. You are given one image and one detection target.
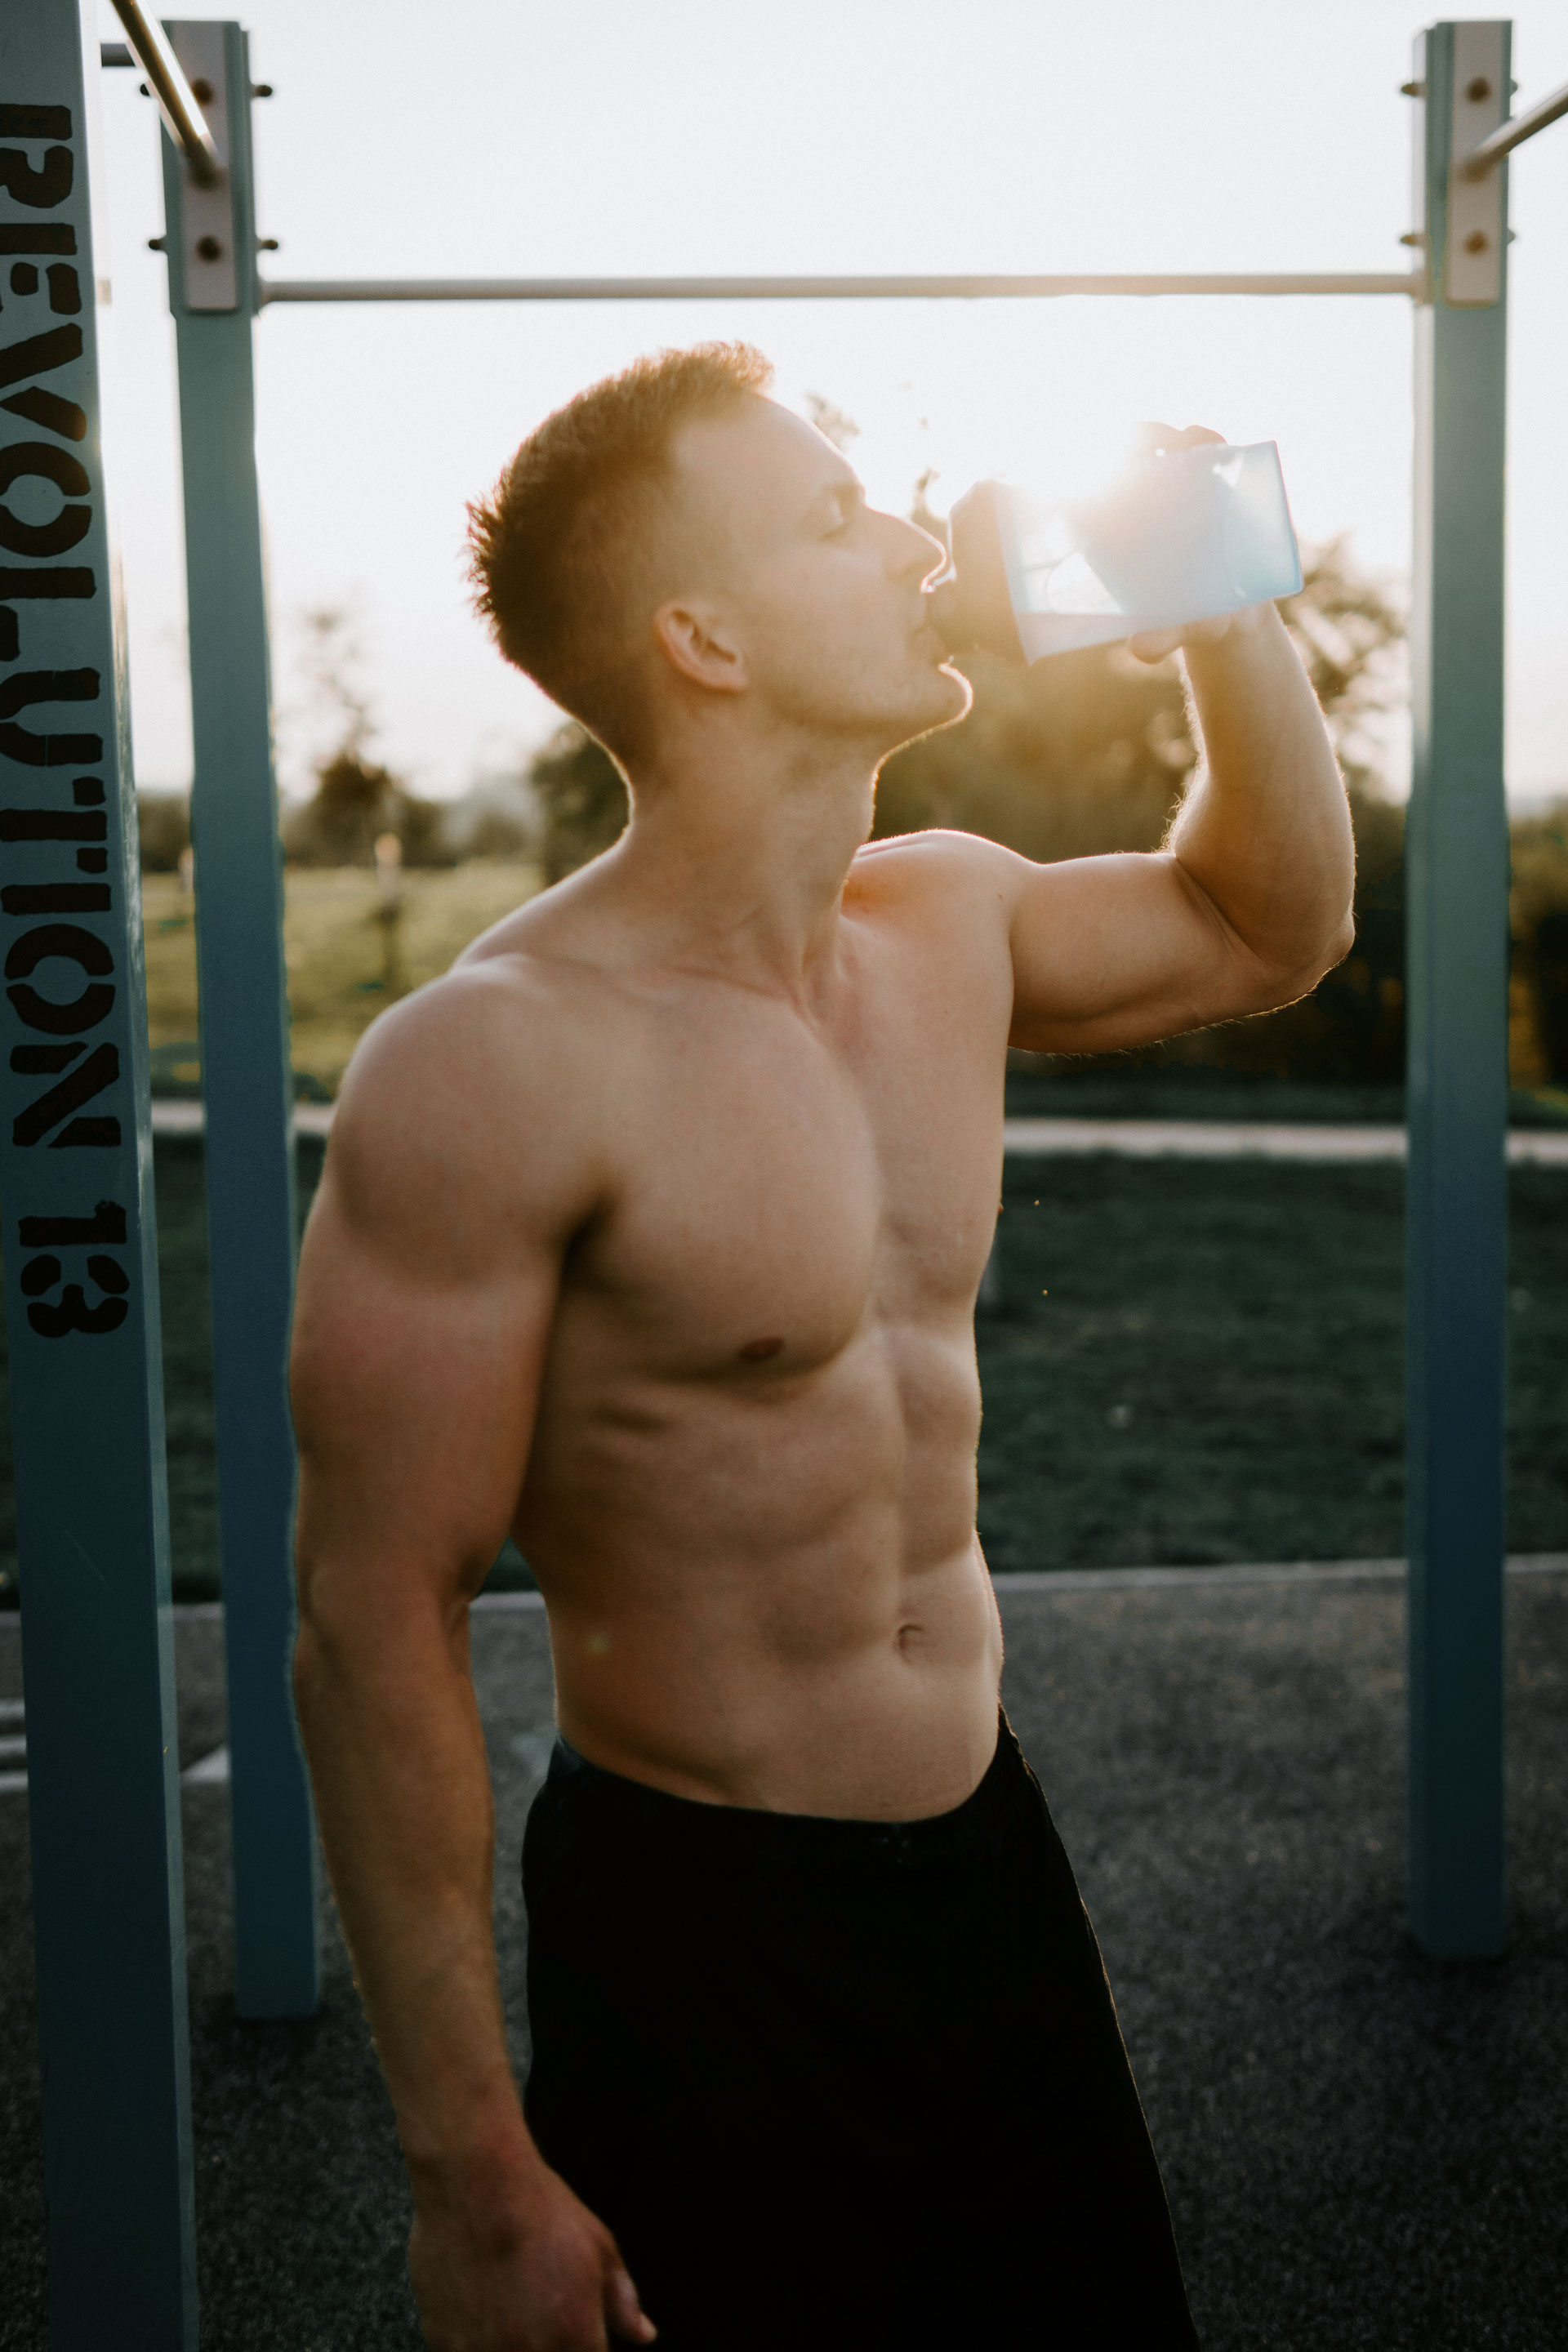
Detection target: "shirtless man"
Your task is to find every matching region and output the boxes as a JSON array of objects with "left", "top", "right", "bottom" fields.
[{"left": 291, "top": 342, "right": 1352, "bottom": 2351}]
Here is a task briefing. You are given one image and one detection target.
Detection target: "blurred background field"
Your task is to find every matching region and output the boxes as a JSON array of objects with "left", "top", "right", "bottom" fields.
[
  {"left": 142, "top": 861, "right": 541, "bottom": 1098},
  {"left": 132, "top": 539, "right": 1568, "bottom": 1106}
]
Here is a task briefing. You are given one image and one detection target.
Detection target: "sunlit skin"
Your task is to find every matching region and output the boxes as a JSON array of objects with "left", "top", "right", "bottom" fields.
[{"left": 290, "top": 395, "right": 1353, "bottom": 2350}]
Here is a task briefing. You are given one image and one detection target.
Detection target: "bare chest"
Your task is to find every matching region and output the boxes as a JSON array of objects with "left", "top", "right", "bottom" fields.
[{"left": 571, "top": 939, "right": 1010, "bottom": 1379}]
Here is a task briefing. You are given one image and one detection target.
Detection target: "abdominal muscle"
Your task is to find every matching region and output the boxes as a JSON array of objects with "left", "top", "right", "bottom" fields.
[{"left": 517, "top": 1313, "right": 1005, "bottom": 1822}]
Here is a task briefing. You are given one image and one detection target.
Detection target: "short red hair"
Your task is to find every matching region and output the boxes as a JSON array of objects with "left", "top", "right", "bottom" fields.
[{"left": 466, "top": 341, "right": 774, "bottom": 757}]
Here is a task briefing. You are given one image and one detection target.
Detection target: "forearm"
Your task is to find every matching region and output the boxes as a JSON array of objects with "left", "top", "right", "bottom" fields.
[
  {"left": 294, "top": 1601, "right": 541, "bottom": 2198},
  {"left": 1169, "top": 604, "right": 1354, "bottom": 984}
]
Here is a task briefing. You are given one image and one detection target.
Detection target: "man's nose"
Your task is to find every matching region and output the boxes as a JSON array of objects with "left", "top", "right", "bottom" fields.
[{"left": 882, "top": 511, "right": 947, "bottom": 586}]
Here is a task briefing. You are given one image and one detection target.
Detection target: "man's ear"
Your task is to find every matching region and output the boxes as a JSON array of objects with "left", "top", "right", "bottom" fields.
[{"left": 652, "top": 599, "right": 747, "bottom": 696}]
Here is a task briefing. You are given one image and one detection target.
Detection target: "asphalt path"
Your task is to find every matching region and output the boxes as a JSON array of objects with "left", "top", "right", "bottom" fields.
[{"left": 2, "top": 1568, "right": 1565, "bottom": 2348}]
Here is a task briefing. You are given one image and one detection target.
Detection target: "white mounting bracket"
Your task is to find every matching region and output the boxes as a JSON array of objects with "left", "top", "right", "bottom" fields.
[
  {"left": 1446, "top": 21, "right": 1506, "bottom": 306},
  {"left": 167, "top": 20, "right": 237, "bottom": 312}
]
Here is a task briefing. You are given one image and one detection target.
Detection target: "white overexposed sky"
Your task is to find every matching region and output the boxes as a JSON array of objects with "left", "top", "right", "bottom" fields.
[{"left": 86, "top": 0, "right": 1568, "bottom": 802}]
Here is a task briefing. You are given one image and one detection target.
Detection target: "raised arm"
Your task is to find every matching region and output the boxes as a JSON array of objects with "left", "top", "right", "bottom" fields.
[
  {"left": 290, "top": 965, "right": 654, "bottom": 2350},
  {"left": 1004, "top": 430, "right": 1355, "bottom": 1056}
]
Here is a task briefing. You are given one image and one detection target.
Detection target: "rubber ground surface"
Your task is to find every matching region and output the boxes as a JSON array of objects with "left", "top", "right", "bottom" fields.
[{"left": 2, "top": 1570, "right": 1565, "bottom": 2349}]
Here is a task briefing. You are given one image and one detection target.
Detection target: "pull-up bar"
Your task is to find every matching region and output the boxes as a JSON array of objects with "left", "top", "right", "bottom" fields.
[
  {"left": 106, "top": 0, "right": 220, "bottom": 187},
  {"left": 258, "top": 270, "right": 1417, "bottom": 305},
  {"left": 142, "top": 10, "right": 1559, "bottom": 2023},
  {"left": 1462, "top": 72, "right": 1568, "bottom": 174}
]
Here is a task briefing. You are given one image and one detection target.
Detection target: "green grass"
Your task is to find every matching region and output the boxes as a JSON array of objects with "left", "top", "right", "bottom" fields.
[
  {"left": 143, "top": 861, "right": 542, "bottom": 1098},
  {"left": 1003, "top": 1062, "right": 1568, "bottom": 1129},
  {"left": 1, "top": 1139, "right": 1565, "bottom": 1602},
  {"left": 978, "top": 1153, "right": 1568, "bottom": 1569},
  {"left": 1003, "top": 1064, "right": 1410, "bottom": 1125}
]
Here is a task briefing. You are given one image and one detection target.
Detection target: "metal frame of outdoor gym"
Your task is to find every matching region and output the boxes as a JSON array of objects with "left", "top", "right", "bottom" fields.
[{"left": 2, "top": 4, "right": 1564, "bottom": 2341}]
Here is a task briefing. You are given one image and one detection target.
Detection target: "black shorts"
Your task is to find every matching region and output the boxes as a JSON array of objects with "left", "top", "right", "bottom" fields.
[{"left": 522, "top": 1712, "right": 1197, "bottom": 2350}]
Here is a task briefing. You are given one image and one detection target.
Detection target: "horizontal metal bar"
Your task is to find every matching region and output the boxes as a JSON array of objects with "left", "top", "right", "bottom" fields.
[
  {"left": 108, "top": 0, "right": 221, "bottom": 188},
  {"left": 258, "top": 269, "right": 1416, "bottom": 308},
  {"left": 1462, "top": 75, "right": 1568, "bottom": 176}
]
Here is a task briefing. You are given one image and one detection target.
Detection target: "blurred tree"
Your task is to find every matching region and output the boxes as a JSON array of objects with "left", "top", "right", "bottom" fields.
[
  {"left": 292, "top": 744, "right": 402, "bottom": 863},
  {"left": 294, "top": 604, "right": 376, "bottom": 769},
  {"left": 466, "top": 801, "right": 537, "bottom": 861},
  {"left": 281, "top": 608, "right": 453, "bottom": 867},
  {"left": 283, "top": 750, "right": 454, "bottom": 869},
  {"left": 909, "top": 466, "right": 946, "bottom": 544},
  {"left": 803, "top": 393, "right": 860, "bottom": 452},
  {"left": 1508, "top": 803, "right": 1568, "bottom": 1085},
  {"left": 875, "top": 636, "right": 1192, "bottom": 863},
  {"left": 137, "top": 790, "right": 191, "bottom": 871},
  {"left": 1281, "top": 535, "right": 1406, "bottom": 802},
  {"left": 531, "top": 723, "right": 629, "bottom": 884}
]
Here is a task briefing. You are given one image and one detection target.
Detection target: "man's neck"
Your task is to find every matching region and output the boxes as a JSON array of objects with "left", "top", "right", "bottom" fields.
[{"left": 604, "top": 720, "right": 882, "bottom": 1003}]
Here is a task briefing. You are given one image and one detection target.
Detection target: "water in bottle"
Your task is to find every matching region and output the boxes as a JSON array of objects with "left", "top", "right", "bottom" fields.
[{"left": 927, "top": 440, "right": 1302, "bottom": 663}]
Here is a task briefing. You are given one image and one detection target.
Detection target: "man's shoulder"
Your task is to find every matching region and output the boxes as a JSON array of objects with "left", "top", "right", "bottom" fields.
[
  {"left": 347, "top": 938, "right": 625, "bottom": 1109},
  {"left": 853, "top": 826, "right": 1024, "bottom": 878},
  {"left": 849, "top": 827, "right": 1028, "bottom": 918},
  {"left": 324, "top": 921, "right": 639, "bottom": 1246}
]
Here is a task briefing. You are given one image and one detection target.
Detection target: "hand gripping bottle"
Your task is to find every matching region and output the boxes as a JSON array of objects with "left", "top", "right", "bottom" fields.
[{"left": 926, "top": 440, "right": 1303, "bottom": 662}]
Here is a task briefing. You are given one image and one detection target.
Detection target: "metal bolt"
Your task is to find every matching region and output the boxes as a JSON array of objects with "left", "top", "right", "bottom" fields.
[
  {"left": 1466, "top": 76, "right": 1491, "bottom": 103},
  {"left": 195, "top": 234, "right": 224, "bottom": 263},
  {"left": 252, "top": 83, "right": 274, "bottom": 98},
  {"left": 1463, "top": 230, "right": 1488, "bottom": 256},
  {"left": 190, "top": 77, "right": 215, "bottom": 104}
]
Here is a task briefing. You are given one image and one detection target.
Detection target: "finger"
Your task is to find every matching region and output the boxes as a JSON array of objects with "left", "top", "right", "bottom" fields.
[
  {"left": 1183, "top": 610, "right": 1236, "bottom": 645},
  {"left": 1136, "top": 421, "right": 1226, "bottom": 458},
  {"left": 1126, "top": 627, "right": 1183, "bottom": 664},
  {"left": 606, "top": 2264, "right": 657, "bottom": 2342}
]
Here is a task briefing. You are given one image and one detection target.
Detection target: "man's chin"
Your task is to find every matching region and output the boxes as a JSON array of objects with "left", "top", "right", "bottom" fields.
[
  {"left": 883, "top": 662, "right": 972, "bottom": 752},
  {"left": 806, "top": 660, "right": 973, "bottom": 760},
  {"left": 936, "top": 660, "right": 974, "bottom": 720}
]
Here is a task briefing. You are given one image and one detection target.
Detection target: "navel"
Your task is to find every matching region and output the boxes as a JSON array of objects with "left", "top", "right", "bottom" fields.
[{"left": 737, "top": 1334, "right": 785, "bottom": 1362}]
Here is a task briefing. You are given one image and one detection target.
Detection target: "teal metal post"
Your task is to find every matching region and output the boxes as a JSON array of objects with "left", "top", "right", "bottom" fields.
[
  {"left": 0, "top": 0, "right": 198, "bottom": 2340},
  {"left": 1405, "top": 20, "right": 1511, "bottom": 1958},
  {"left": 161, "top": 18, "right": 318, "bottom": 2016}
]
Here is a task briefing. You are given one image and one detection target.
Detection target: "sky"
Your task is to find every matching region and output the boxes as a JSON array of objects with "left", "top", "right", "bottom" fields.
[{"left": 85, "top": 0, "right": 1568, "bottom": 804}]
